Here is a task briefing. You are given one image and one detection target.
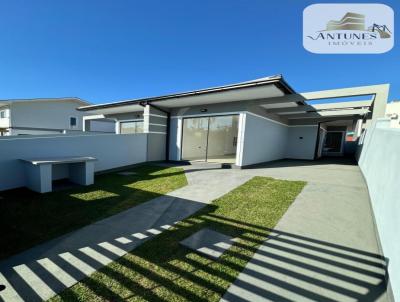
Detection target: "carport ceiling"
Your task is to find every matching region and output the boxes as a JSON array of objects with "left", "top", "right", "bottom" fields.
[
  {"left": 266, "top": 100, "right": 373, "bottom": 114},
  {"left": 281, "top": 108, "right": 370, "bottom": 119},
  {"left": 270, "top": 100, "right": 372, "bottom": 120}
]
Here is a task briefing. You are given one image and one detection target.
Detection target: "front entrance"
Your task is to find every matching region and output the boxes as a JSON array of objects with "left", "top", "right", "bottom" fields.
[
  {"left": 181, "top": 115, "right": 239, "bottom": 163},
  {"left": 323, "top": 131, "right": 345, "bottom": 156}
]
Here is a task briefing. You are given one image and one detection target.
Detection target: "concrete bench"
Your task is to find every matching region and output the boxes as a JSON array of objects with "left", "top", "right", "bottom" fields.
[{"left": 20, "top": 156, "right": 97, "bottom": 193}]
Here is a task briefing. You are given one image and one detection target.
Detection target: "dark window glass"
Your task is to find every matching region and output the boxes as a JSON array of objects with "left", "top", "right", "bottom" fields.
[{"left": 70, "top": 117, "right": 77, "bottom": 127}]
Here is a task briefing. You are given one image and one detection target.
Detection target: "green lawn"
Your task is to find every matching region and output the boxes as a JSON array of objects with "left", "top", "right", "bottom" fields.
[
  {"left": 0, "top": 165, "right": 187, "bottom": 260},
  {"left": 51, "top": 176, "right": 306, "bottom": 302}
]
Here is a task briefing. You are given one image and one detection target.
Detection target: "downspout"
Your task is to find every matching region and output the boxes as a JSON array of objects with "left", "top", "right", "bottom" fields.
[{"left": 139, "top": 101, "right": 170, "bottom": 161}]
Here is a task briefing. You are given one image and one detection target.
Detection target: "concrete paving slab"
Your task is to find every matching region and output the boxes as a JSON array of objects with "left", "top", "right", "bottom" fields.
[{"left": 180, "top": 228, "right": 234, "bottom": 259}]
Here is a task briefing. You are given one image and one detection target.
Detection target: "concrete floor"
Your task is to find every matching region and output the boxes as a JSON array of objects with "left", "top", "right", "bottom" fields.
[{"left": 0, "top": 159, "right": 390, "bottom": 302}]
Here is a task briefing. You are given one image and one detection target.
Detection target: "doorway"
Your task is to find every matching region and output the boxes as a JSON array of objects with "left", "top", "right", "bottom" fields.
[
  {"left": 181, "top": 115, "right": 239, "bottom": 163},
  {"left": 323, "top": 131, "right": 345, "bottom": 156}
]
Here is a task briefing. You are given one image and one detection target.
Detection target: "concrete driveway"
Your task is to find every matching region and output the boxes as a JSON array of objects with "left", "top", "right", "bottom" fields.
[{"left": 212, "top": 159, "right": 389, "bottom": 302}]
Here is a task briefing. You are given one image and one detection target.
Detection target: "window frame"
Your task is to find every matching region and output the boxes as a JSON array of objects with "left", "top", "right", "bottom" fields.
[{"left": 119, "top": 120, "right": 144, "bottom": 134}]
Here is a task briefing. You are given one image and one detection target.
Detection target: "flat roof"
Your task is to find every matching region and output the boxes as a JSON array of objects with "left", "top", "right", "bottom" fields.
[{"left": 78, "top": 75, "right": 297, "bottom": 111}]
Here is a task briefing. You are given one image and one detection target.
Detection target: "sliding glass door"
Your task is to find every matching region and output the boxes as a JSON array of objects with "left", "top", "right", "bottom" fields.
[
  {"left": 181, "top": 115, "right": 239, "bottom": 163},
  {"left": 181, "top": 117, "right": 209, "bottom": 161}
]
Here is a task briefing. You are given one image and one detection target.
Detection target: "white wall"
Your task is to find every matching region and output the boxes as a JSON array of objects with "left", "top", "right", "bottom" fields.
[
  {"left": 147, "top": 133, "right": 167, "bottom": 161},
  {"left": 358, "top": 119, "right": 400, "bottom": 301},
  {"left": 286, "top": 126, "right": 319, "bottom": 160},
  {"left": 0, "top": 133, "right": 147, "bottom": 191},
  {"left": 10, "top": 100, "right": 86, "bottom": 132},
  {"left": 240, "top": 114, "right": 318, "bottom": 166},
  {"left": 240, "top": 113, "right": 288, "bottom": 166}
]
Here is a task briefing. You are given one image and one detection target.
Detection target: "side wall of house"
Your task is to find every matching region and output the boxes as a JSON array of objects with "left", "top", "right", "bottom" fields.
[
  {"left": 286, "top": 126, "right": 319, "bottom": 160},
  {"left": 0, "top": 133, "right": 147, "bottom": 191},
  {"left": 358, "top": 119, "right": 400, "bottom": 302},
  {"left": 240, "top": 113, "right": 288, "bottom": 166},
  {"left": 10, "top": 101, "right": 87, "bottom": 132}
]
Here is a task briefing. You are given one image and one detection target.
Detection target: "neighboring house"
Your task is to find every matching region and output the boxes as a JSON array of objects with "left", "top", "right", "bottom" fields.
[
  {"left": 0, "top": 98, "right": 114, "bottom": 136},
  {"left": 79, "top": 75, "right": 388, "bottom": 167},
  {"left": 385, "top": 100, "right": 400, "bottom": 128}
]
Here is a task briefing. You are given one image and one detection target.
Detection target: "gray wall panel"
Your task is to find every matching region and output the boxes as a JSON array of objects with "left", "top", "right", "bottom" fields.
[
  {"left": 286, "top": 126, "right": 318, "bottom": 160},
  {"left": 168, "top": 118, "right": 180, "bottom": 161},
  {"left": 241, "top": 114, "right": 288, "bottom": 166},
  {"left": 147, "top": 133, "right": 167, "bottom": 161}
]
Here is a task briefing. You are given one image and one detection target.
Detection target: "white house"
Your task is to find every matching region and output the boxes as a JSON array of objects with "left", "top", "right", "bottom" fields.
[
  {"left": 79, "top": 75, "right": 388, "bottom": 166},
  {"left": 0, "top": 98, "right": 114, "bottom": 136}
]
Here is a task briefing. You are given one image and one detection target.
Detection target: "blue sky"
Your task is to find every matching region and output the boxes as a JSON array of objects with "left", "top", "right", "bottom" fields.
[{"left": 0, "top": 0, "right": 398, "bottom": 104}]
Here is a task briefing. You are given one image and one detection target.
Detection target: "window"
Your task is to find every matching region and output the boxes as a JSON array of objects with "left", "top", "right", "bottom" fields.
[
  {"left": 120, "top": 121, "right": 144, "bottom": 134},
  {"left": 0, "top": 111, "right": 6, "bottom": 119},
  {"left": 70, "top": 117, "right": 77, "bottom": 128}
]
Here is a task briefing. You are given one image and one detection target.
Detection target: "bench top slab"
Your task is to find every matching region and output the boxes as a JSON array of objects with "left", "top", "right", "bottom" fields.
[{"left": 21, "top": 156, "right": 97, "bottom": 165}]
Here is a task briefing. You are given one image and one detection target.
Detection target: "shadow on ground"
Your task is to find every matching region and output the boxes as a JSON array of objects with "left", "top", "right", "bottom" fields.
[
  {"left": 52, "top": 189, "right": 388, "bottom": 302},
  {"left": 0, "top": 165, "right": 187, "bottom": 260},
  {"left": 245, "top": 157, "right": 358, "bottom": 169}
]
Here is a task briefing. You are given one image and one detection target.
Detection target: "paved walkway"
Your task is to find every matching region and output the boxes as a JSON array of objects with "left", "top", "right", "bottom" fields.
[{"left": 0, "top": 159, "right": 389, "bottom": 301}]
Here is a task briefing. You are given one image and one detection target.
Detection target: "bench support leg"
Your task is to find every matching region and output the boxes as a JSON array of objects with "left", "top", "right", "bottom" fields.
[
  {"left": 25, "top": 163, "right": 52, "bottom": 193},
  {"left": 69, "top": 162, "right": 95, "bottom": 186}
]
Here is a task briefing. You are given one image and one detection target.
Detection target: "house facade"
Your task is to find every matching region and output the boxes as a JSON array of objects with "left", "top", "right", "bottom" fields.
[
  {"left": 79, "top": 75, "right": 388, "bottom": 167},
  {"left": 0, "top": 98, "right": 113, "bottom": 136}
]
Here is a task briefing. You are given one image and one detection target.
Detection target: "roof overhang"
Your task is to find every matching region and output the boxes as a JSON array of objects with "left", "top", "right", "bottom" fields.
[
  {"left": 0, "top": 97, "right": 90, "bottom": 107},
  {"left": 78, "top": 75, "right": 300, "bottom": 114}
]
